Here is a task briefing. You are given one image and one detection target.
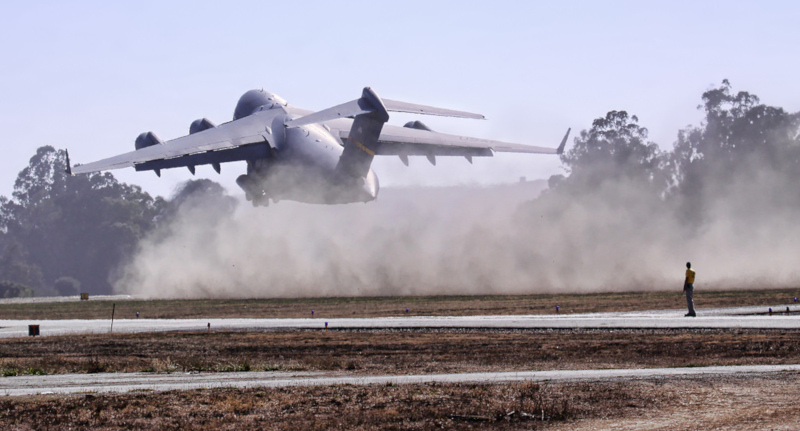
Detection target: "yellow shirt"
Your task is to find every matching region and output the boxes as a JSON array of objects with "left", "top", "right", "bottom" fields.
[{"left": 685, "top": 268, "right": 696, "bottom": 284}]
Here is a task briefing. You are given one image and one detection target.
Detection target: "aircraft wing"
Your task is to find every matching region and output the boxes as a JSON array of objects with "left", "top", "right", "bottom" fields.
[
  {"left": 71, "top": 111, "right": 275, "bottom": 174},
  {"left": 338, "top": 124, "right": 570, "bottom": 158},
  {"left": 70, "top": 86, "right": 567, "bottom": 176}
]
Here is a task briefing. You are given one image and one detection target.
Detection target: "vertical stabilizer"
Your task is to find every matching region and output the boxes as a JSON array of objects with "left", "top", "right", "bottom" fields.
[{"left": 336, "top": 87, "right": 390, "bottom": 179}]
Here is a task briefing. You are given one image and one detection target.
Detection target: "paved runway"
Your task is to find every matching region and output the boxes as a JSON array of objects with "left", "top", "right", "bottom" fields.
[
  {"left": 2, "top": 303, "right": 799, "bottom": 396},
  {"left": 1, "top": 304, "right": 799, "bottom": 338},
  {"left": 2, "top": 364, "right": 799, "bottom": 396}
]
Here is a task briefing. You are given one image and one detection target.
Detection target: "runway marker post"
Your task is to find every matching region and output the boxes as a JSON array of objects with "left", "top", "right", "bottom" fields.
[{"left": 110, "top": 303, "right": 115, "bottom": 333}]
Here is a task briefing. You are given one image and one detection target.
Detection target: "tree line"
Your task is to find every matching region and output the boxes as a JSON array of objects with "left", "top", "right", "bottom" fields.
[
  {"left": 0, "top": 147, "right": 235, "bottom": 297},
  {"left": 516, "top": 80, "right": 800, "bottom": 288},
  {"left": 541, "top": 80, "right": 800, "bottom": 221}
]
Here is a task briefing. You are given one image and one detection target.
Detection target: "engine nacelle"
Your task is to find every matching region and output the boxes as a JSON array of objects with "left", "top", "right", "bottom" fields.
[
  {"left": 134, "top": 131, "right": 162, "bottom": 150},
  {"left": 189, "top": 118, "right": 216, "bottom": 134},
  {"left": 403, "top": 120, "right": 433, "bottom": 131}
]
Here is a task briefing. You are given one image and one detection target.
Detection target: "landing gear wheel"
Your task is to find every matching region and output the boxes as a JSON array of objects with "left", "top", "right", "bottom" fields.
[{"left": 252, "top": 195, "right": 269, "bottom": 207}]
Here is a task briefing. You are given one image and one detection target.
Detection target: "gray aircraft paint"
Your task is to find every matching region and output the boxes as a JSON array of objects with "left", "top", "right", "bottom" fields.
[{"left": 70, "top": 87, "right": 567, "bottom": 206}]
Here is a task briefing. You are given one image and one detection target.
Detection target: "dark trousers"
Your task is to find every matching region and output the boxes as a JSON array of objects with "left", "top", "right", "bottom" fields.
[{"left": 684, "top": 284, "right": 695, "bottom": 315}]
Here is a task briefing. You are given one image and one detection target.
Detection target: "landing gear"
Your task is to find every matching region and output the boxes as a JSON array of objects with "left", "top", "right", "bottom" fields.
[
  {"left": 251, "top": 194, "right": 269, "bottom": 207},
  {"left": 237, "top": 174, "right": 270, "bottom": 207}
]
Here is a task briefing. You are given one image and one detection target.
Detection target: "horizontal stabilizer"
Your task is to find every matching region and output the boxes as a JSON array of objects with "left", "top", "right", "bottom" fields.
[
  {"left": 383, "top": 99, "right": 484, "bottom": 119},
  {"left": 284, "top": 99, "right": 374, "bottom": 128},
  {"left": 285, "top": 87, "right": 484, "bottom": 128}
]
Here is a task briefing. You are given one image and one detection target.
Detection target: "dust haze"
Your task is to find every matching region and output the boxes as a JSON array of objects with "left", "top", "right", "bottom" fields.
[
  {"left": 115, "top": 181, "right": 579, "bottom": 298},
  {"left": 114, "top": 174, "right": 799, "bottom": 299},
  {"left": 115, "top": 83, "right": 800, "bottom": 299}
]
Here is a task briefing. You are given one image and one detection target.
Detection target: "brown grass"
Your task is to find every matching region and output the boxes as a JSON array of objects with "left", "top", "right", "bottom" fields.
[
  {"left": 0, "top": 375, "right": 797, "bottom": 430},
  {"left": 1, "top": 328, "right": 799, "bottom": 376}
]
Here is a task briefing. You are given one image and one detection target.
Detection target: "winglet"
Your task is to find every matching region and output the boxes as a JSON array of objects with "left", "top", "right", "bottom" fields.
[
  {"left": 65, "top": 149, "right": 73, "bottom": 176},
  {"left": 556, "top": 128, "right": 571, "bottom": 155}
]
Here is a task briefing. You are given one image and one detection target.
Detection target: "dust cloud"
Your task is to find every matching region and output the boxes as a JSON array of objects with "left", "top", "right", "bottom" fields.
[
  {"left": 113, "top": 169, "right": 799, "bottom": 300},
  {"left": 115, "top": 181, "right": 571, "bottom": 298}
]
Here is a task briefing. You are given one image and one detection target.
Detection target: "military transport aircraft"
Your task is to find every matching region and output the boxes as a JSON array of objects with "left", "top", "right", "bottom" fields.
[{"left": 69, "top": 87, "right": 569, "bottom": 206}]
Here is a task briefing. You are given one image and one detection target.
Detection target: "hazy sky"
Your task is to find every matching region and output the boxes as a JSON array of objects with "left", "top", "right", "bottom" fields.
[{"left": 1, "top": 1, "right": 798, "bottom": 199}]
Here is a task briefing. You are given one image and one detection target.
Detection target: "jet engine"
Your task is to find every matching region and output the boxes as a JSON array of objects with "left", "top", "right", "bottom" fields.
[
  {"left": 403, "top": 120, "right": 433, "bottom": 131},
  {"left": 189, "top": 118, "right": 216, "bottom": 134},
  {"left": 134, "top": 131, "right": 162, "bottom": 150}
]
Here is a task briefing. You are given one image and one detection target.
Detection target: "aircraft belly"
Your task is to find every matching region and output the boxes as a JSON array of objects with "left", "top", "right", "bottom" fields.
[
  {"left": 257, "top": 125, "right": 377, "bottom": 204},
  {"left": 263, "top": 164, "right": 378, "bottom": 204}
]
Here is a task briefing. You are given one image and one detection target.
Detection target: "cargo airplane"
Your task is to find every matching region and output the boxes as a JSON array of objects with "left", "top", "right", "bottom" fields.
[{"left": 69, "top": 87, "right": 569, "bottom": 206}]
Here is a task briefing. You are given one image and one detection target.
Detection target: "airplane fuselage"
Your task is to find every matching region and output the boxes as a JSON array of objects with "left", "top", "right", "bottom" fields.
[{"left": 233, "top": 90, "right": 379, "bottom": 205}]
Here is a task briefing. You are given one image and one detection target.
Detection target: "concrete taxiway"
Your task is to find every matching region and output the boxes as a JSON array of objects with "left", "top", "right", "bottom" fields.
[
  {"left": 2, "top": 364, "right": 799, "bottom": 396},
  {"left": 1, "top": 304, "right": 799, "bottom": 338},
  {"left": 2, "top": 303, "right": 799, "bottom": 397}
]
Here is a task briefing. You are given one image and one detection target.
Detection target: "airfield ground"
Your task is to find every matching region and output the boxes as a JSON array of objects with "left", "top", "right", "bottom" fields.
[
  {"left": 0, "top": 288, "right": 799, "bottom": 429},
  {"left": 0, "top": 375, "right": 797, "bottom": 430},
  {"left": 1, "top": 287, "right": 798, "bottom": 320},
  {"left": 1, "top": 328, "right": 800, "bottom": 376}
]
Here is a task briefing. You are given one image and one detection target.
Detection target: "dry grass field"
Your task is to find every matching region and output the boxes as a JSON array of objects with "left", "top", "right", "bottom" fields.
[
  {"left": 0, "top": 328, "right": 799, "bottom": 376},
  {"left": 1, "top": 375, "right": 798, "bottom": 430},
  {"left": 1, "top": 288, "right": 799, "bottom": 429},
  {"left": 0, "top": 287, "right": 798, "bottom": 320}
]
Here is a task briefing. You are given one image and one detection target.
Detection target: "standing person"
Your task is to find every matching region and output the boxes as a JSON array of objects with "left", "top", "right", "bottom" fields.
[{"left": 684, "top": 262, "right": 696, "bottom": 317}]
